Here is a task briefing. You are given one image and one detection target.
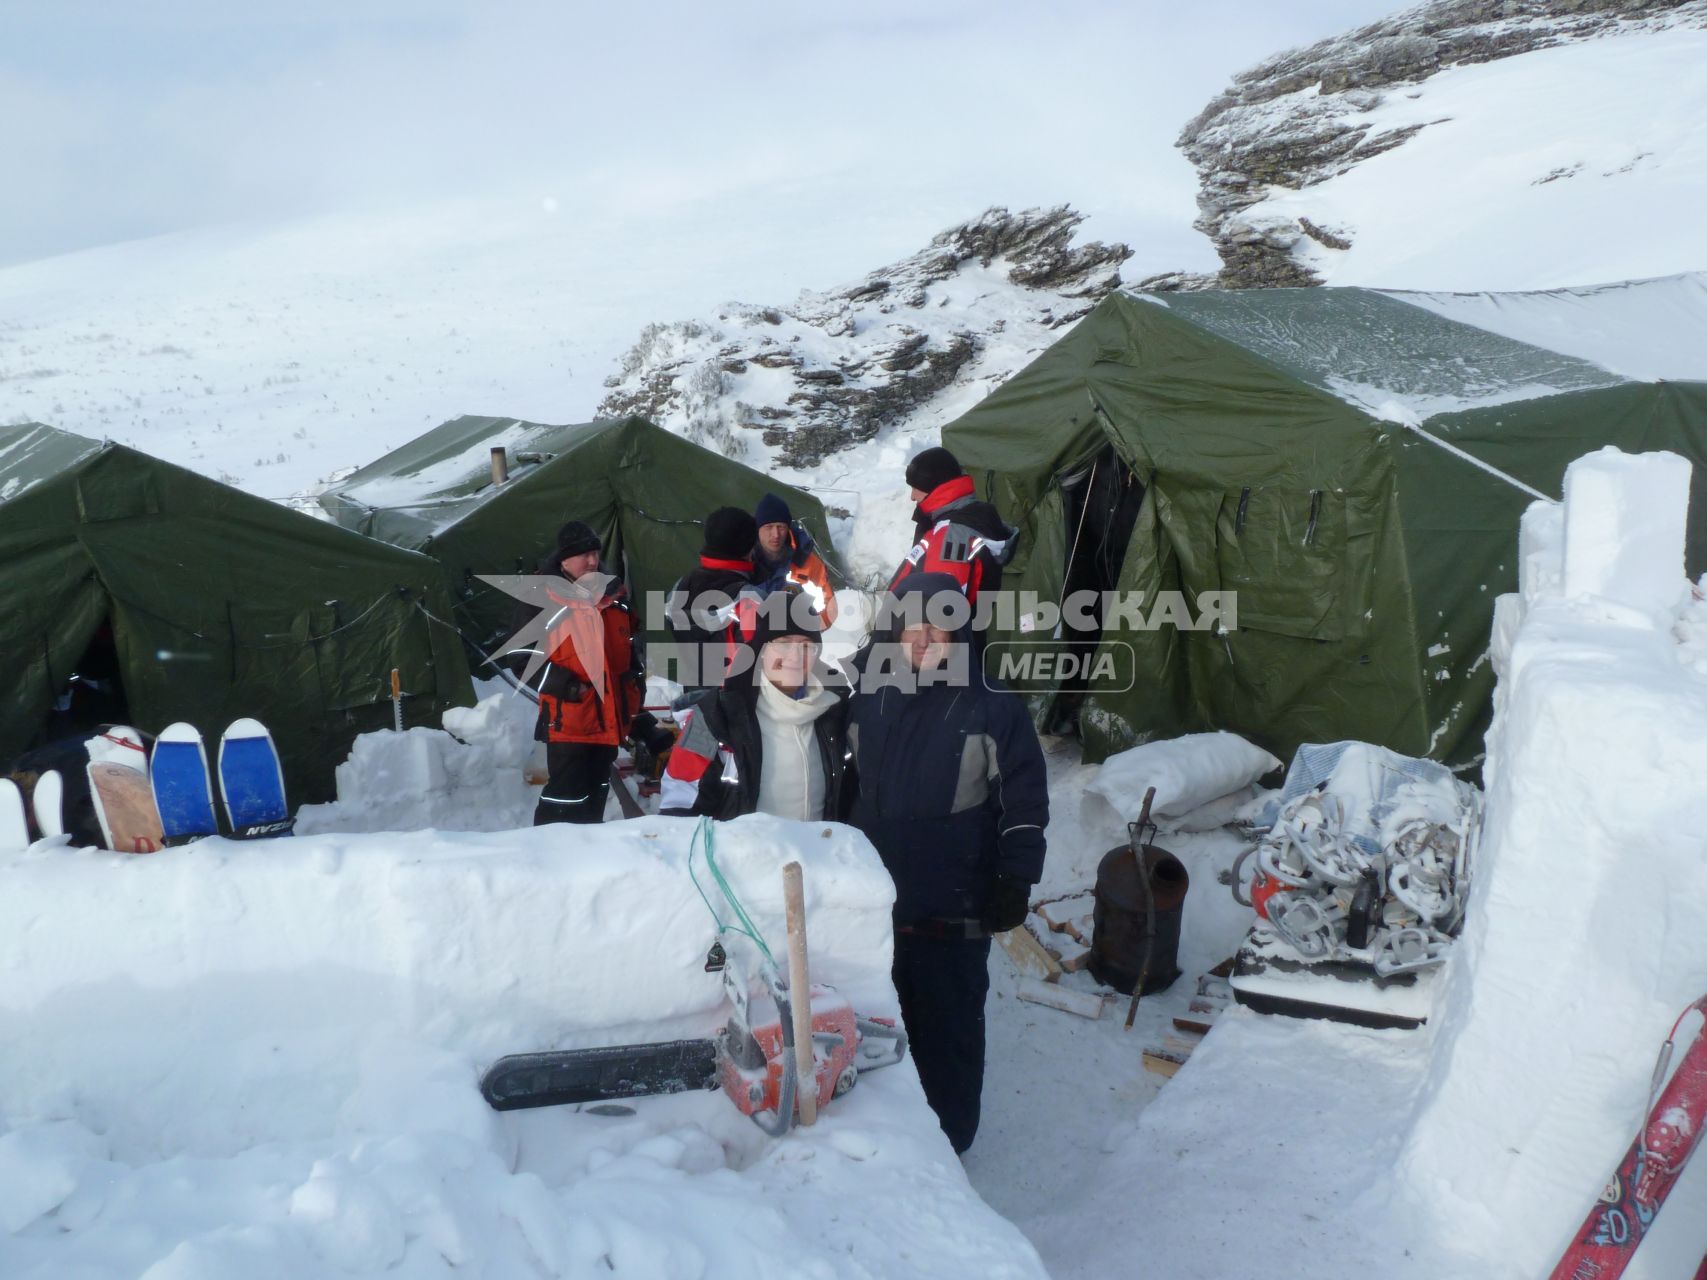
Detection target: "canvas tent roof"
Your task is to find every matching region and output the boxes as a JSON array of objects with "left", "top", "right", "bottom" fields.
[
  {"left": 941, "top": 284, "right": 1707, "bottom": 768},
  {"left": 0, "top": 423, "right": 474, "bottom": 804},
  {"left": 318, "top": 415, "right": 837, "bottom": 652},
  {"left": 1386, "top": 271, "right": 1707, "bottom": 384},
  {"left": 1139, "top": 287, "right": 1628, "bottom": 421}
]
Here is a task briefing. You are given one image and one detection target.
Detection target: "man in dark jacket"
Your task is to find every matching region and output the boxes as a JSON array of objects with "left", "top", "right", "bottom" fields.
[
  {"left": 665, "top": 507, "right": 765, "bottom": 695},
  {"left": 848, "top": 571, "right": 1048, "bottom": 1154},
  {"left": 889, "top": 447, "right": 1018, "bottom": 609}
]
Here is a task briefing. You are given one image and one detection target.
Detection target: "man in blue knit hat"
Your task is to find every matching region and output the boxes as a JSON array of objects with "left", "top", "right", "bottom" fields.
[{"left": 752, "top": 492, "right": 838, "bottom": 627}]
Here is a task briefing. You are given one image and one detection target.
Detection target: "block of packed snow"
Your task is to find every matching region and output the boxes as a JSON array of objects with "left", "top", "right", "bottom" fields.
[
  {"left": 1394, "top": 590, "right": 1707, "bottom": 1275},
  {"left": 0, "top": 814, "right": 896, "bottom": 1157},
  {"left": 1517, "top": 497, "right": 1564, "bottom": 606},
  {"left": 1560, "top": 446, "right": 1692, "bottom": 622}
]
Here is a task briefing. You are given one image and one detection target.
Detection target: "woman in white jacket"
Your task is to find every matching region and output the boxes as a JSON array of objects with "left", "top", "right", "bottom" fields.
[{"left": 660, "top": 589, "right": 850, "bottom": 821}]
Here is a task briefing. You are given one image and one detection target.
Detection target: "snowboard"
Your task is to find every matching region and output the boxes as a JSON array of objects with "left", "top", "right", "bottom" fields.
[
  {"left": 217, "top": 718, "right": 294, "bottom": 839},
  {"left": 32, "top": 769, "right": 64, "bottom": 839},
  {"left": 152, "top": 722, "right": 220, "bottom": 845},
  {"left": 1549, "top": 995, "right": 1707, "bottom": 1280},
  {"left": 0, "top": 778, "right": 27, "bottom": 851},
  {"left": 87, "top": 726, "right": 163, "bottom": 854}
]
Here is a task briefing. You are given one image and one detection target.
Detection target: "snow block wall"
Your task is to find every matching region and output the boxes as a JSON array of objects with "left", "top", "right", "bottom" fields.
[
  {"left": 0, "top": 815, "right": 896, "bottom": 1160},
  {"left": 1395, "top": 448, "right": 1707, "bottom": 1276},
  {"left": 0, "top": 815, "right": 1054, "bottom": 1278}
]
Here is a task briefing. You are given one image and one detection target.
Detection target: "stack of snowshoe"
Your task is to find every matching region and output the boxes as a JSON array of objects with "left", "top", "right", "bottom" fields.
[
  {"left": 1231, "top": 754, "right": 1481, "bottom": 1030},
  {"left": 1253, "top": 792, "right": 1470, "bottom": 979}
]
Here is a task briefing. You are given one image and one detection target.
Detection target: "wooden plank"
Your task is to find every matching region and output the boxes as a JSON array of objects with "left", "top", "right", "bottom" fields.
[
  {"left": 996, "top": 927, "right": 1063, "bottom": 982},
  {"left": 1142, "top": 1031, "right": 1204, "bottom": 1078},
  {"left": 1015, "top": 979, "right": 1106, "bottom": 1020},
  {"left": 1036, "top": 893, "right": 1096, "bottom": 941},
  {"left": 1142, "top": 1050, "right": 1187, "bottom": 1078}
]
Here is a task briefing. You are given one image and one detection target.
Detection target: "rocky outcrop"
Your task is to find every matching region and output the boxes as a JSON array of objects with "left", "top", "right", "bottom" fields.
[
  {"left": 597, "top": 206, "right": 1130, "bottom": 468},
  {"left": 1180, "top": 0, "right": 1706, "bottom": 287}
]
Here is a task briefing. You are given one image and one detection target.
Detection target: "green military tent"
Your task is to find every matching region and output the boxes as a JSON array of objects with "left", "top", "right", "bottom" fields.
[
  {"left": 317, "top": 414, "right": 838, "bottom": 660},
  {"left": 941, "top": 280, "right": 1707, "bottom": 768},
  {"left": 0, "top": 423, "right": 474, "bottom": 803}
]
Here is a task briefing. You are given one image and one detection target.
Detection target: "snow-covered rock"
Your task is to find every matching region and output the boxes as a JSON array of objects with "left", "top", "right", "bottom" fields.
[
  {"left": 596, "top": 206, "right": 1130, "bottom": 468},
  {"left": 1179, "top": 0, "right": 1707, "bottom": 289}
]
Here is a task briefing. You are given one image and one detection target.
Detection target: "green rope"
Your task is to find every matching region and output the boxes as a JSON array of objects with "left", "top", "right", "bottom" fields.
[{"left": 687, "top": 817, "right": 775, "bottom": 965}]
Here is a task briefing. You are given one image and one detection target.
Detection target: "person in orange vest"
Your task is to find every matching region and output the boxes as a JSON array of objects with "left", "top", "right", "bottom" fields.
[
  {"left": 890, "top": 448, "right": 1017, "bottom": 608},
  {"left": 522, "top": 522, "right": 644, "bottom": 825},
  {"left": 752, "top": 493, "right": 838, "bottom": 628}
]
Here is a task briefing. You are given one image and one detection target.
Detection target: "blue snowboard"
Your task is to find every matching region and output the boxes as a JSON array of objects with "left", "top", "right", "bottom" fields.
[
  {"left": 152, "top": 722, "right": 220, "bottom": 845},
  {"left": 218, "top": 718, "right": 295, "bottom": 839}
]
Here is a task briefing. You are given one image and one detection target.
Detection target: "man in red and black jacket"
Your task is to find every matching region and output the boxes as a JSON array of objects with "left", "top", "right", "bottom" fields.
[
  {"left": 665, "top": 507, "right": 765, "bottom": 695},
  {"left": 516, "top": 522, "right": 645, "bottom": 825},
  {"left": 890, "top": 447, "right": 1018, "bottom": 608}
]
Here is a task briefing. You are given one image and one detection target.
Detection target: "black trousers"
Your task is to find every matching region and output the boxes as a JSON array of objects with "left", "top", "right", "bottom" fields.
[
  {"left": 892, "top": 932, "right": 992, "bottom": 1154},
  {"left": 533, "top": 743, "right": 618, "bottom": 825}
]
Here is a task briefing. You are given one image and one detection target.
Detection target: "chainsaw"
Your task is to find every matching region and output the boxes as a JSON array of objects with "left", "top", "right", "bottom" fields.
[{"left": 480, "top": 943, "right": 907, "bottom": 1136}]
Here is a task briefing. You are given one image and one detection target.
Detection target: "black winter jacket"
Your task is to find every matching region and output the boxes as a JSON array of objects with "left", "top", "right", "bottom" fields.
[
  {"left": 665, "top": 556, "right": 764, "bottom": 694},
  {"left": 848, "top": 668, "right": 1048, "bottom": 929},
  {"left": 659, "top": 683, "right": 852, "bottom": 822}
]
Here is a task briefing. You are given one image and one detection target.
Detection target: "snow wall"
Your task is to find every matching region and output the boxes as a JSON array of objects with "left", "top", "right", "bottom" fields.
[
  {"left": 1395, "top": 447, "right": 1707, "bottom": 1274},
  {"left": 0, "top": 815, "right": 896, "bottom": 1161}
]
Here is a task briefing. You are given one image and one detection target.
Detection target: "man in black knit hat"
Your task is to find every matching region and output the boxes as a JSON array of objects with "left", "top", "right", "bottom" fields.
[
  {"left": 507, "top": 521, "right": 645, "bottom": 825},
  {"left": 891, "top": 447, "right": 1017, "bottom": 610},
  {"left": 665, "top": 506, "right": 765, "bottom": 695}
]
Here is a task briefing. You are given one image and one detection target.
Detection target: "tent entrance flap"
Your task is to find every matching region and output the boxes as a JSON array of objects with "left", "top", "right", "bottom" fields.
[
  {"left": 1049, "top": 443, "right": 1146, "bottom": 734},
  {"left": 31, "top": 613, "right": 129, "bottom": 753}
]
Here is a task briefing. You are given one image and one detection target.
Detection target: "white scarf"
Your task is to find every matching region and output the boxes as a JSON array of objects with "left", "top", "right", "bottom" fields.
[{"left": 754, "top": 669, "right": 837, "bottom": 821}]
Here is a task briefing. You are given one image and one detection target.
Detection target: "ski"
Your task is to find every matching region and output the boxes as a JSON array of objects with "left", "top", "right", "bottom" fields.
[
  {"left": 217, "top": 718, "right": 294, "bottom": 839},
  {"left": 1549, "top": 995, "right": 1707, "bottom": 1280},
  {"left": 152, "top": 722, "right": 220, "bottom": 845},
  {"left": 32, "top": 769, "right": 64, "bottom": 839},
  {"left": 0, "top": 778, "right": 28, "bottom": 851},
  {"left": 86, "top": 726, "right": 163, "bottom": 854}
]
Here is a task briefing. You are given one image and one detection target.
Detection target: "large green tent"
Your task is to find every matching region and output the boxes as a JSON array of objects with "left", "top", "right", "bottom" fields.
[
  {"left": 0, "top": 424, "right": 474, "bottom": 803},
  {"left": 317, "top": 415, "right": 838, "bottom": 660},
  {"left": 941, "top": 284, "right": 1707, "bottom": 768}
]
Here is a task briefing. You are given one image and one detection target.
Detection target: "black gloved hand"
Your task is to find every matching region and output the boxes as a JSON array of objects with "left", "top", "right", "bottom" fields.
[
  {"left": 983, "top": 876, "right": 1033, "bottom": 934},
  {"left": 627, "top": 712, "right": 677, "bottom": 781}
]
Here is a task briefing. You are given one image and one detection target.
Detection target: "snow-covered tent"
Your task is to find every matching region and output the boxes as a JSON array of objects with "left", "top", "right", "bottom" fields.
[
  {"left": 317, "top": 415, "right": 838, "bottom": 655},
  {"left": 0, "top": 423, "right": 474, "bottom": 801},
  {"left": 940, "top": 278, "right": 1707, "bottom": 767}
]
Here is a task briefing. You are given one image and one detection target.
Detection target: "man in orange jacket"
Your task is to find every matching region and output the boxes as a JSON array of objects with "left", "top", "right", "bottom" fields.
[
  {"left": 523, "top": 521, "right": 644, "bottom": 825},
  {"left": 752, "top": 493, "right": 838, "bottom": 628}
]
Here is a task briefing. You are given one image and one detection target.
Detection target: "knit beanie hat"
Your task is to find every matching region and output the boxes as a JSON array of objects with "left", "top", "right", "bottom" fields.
[
  {"left": 753, "top": 492, "right": 793, "bottom": 528},
  {"left": 750, "top": 586, "right": 826, "bottom": 653},
  {"left": 553, "top": 520, "right": 601, "bottom": 559},
  {"left": 905, "top": 446, "right": 963, "bottom": 494},
  {"left": 703, "top": 507, "right": 759, "bottom": 560}
]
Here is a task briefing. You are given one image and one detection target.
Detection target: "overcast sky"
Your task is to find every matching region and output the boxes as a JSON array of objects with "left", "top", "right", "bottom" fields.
[{"left": 1, "top": 1, "right": 1403, "bottom": 269}]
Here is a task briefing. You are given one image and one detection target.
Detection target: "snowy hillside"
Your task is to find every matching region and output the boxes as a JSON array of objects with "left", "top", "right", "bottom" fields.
[{"left": 1180, "top": 0, "right": 1707, "bottom": 289}]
